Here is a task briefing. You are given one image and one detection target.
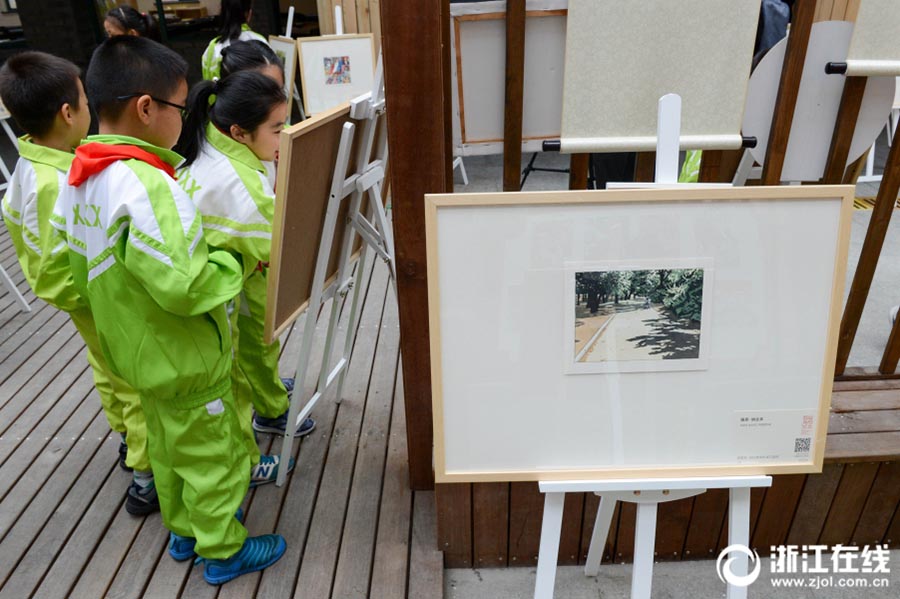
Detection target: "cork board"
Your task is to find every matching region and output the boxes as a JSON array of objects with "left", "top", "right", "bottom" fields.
[{"left": 265, "top": 102, "right": 376, "bottom": 343}]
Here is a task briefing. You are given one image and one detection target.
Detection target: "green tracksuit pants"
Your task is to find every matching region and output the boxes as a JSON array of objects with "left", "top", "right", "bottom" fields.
[
  {"left": 140, "top": 385, "right": 251, "bottom": 559},
  {"left": 68, "top": 306, "right": 150, "bottom": 472},
  {"left": 231, "top": 267, "right": 290, "bottom": 460}
]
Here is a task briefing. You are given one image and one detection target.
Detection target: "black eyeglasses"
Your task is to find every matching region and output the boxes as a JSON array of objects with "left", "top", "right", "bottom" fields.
[{"left": 116, "top": 93, "right": 187, "bottom": 116}]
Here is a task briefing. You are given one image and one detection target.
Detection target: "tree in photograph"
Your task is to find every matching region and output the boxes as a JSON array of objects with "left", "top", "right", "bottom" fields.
[{"left": 662, "top": 269, "right": 704, "bottom": 322}]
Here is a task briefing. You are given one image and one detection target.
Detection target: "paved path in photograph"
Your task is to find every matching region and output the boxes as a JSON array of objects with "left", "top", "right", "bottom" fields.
[{"left": 581, "top": 303, "right": 701, "bottom": 362}]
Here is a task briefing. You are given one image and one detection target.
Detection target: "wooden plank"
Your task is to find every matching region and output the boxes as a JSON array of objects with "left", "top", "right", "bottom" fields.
[
  {"left": 634, "top": 152, "right": 655, "bottom": 182},
  {"left": 852, "top": 462, "right": 900, "bottom": 544},
  {"left": 503, "top": 0, "right": 525, "bottom": 192},
  {"left": 761, "top": 0, "right": 815, "bottom": 185},
  {"left": 815, "top": 0, "right": 834, "bottom": 21},
  {"left": 825, "top": 432, "right": 900, "bottom": 462},
  {"left": 579, "top": 494, "right": 619, "bottom": 563},
  {"left": 370, "top": 0, "right": 382, "bottom": 54},
  {"left": 317, "top": 0, "right": 334, "bottom": 34},
  {"left": 655, "top": 497, "right": 694, "bottom": 561},
  {"left": 0, "top": 388, "right": 101, "bottom": 539},
  {"left": 881, "top": 305, "right": 900, "bottom": 373},
  {"left": 408, "top": 491, "right": 443, "bottom": 599},
  {"left": 104, "top": 516, "right": 167, "bottom": 599},
  {"left": 0, "top": 433, "right": 120, "bottom": 598},
  {"left": 369, "top": 370, "right": 414, "bottom": 599},
  {"left": 836, "top": 113, "right": 900, "bottom": 374},
  {"left": 381, "top": 0, "right": 450, "bottom": 491},
  {"left": 568, "top": 154, "right": 589, "bottom": 190},
  {"left": 613, "top": 501, "right": 636, "bottom": 563},
  {"left": 331, "top": 286, "right": 402, "bottom": 598},
  {"left": 472, "top": 483, "right": 509, "bottom": 567},
  {"left": 833, "top": 378, "right": 900, "bottom": 392},
  {"left": 750, "top": 474, "right": 806, "bottom": 552},
  {"left": 698, "top": 150, "right": 723, "bottom": 183},
  {"left": 682, "top": 488, "right": 728, "bottom": 560},
  {"left": 832, "top": 390, "right": 900, "bottom": 412},
  {"left": 436, "top": 483, "right": 473, "bottom": 567},
  {"left": 0, "top": 308, "right": 69, "bottom": 393},
  {"left": 0, "top": 333, "right": 85, "bottom": 445},
  {"left": 822, "top": 77, "right": 867, "bottom": 183},
  {"left": 355, "top": 0, "right": 371, "bottom": 33},
  {"left": 558, "top": 492, "right": 584, "bottom": 566},
  {"left": 24, "top": 441, "right": 131, "bottom": 599},
  {"left": 507, "top": 482, "right": 542, "bottom": 566},
  {"left": 718, "top": 487, "right": 767, "bottom": 552},
  {"left": 787, "top": 463, "right": 844, "bottom": 544},
  {"left": 341, "top": 0, "right": 359, "bottom": 33},
  {"left": 291, "top": 262, "right": 391, "bottom": 599},
  {"left": 885, "top": 500, "right": 900, "bottom": 547},
  {"left": 819, "top": 462, "right": 879, "bottom": 546},
  {"left": 829, "top": 410, "right": 900, "bottom": 434},
  {"left": 254, "top": 257, "right": 379, "bottom": 599}
]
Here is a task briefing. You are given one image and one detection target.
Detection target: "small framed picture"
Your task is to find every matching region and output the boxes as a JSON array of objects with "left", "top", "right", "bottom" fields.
[
  {"left": 268, "top": 36, "right": 298, "bottom": 124},
  {"left": 296, "top": 34, "right": 376, "bottom": 115}
]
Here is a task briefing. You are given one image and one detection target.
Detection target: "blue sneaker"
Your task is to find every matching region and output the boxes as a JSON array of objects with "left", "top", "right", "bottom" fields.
[
  {"left": 203, "top": 534, "right": 287, "bottom": 585},
  {"left": 249, "top": 454, "right": 296, "bottom": 488},
  {"left": 168, "top": 508, "right": 245, "bottom": 561},
  {"left": 280, "top": 377, "right": 295, "bottom": 397},
  {"left": 252, "top": 410, "right": 316, "bottom": 438}
]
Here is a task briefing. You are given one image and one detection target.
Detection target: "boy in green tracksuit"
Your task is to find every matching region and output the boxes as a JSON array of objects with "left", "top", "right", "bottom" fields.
[
  {"left": 51, "top": 36, "right": 285, "bottom": 585},
  {"left": 0, "top": 51, "right": 156, "bottom": 515}
]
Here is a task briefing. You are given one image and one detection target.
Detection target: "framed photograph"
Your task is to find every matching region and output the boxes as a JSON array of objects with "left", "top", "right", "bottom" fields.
[
  {"left": 268, "top": 35, "right": 298, "bottom": 124},
  {"left": 565, "top": 259, "right": 713, "bottom": 374},
  {"left": 296, "top": 34, "right": 375, "bottom": 116},
  {"left": 426, "top": 186, "right": 853, "bottom": 483}
]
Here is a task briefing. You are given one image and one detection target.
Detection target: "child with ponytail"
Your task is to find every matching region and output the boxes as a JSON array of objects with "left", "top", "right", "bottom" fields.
[{"left": 176, "top": 71, "right": 314, "bottom": 487}]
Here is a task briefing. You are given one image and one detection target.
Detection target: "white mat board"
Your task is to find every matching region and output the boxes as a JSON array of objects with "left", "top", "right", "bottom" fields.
[
  {"left": 560, "top": 0, "right": 760, "bottom": 153},
  {"left": 427, "top": 186, "right": 853, "bottom": 482},
  {"left": 846, "top": 0, "right": 900, "bottom": 76}
]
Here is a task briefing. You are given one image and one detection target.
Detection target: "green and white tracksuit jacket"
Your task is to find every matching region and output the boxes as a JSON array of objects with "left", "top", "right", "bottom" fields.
[
  {"left": 0, "top": 137, "right": 150, "bottom": 471},
  {"left": 178, "top": 123, "right": 289, "bottom": 461},
  {"left": 201, "top": 25, "right": 268, "bottom": 80},
  {"left": 52, "top": 135, "right": 251, "bottom": 559}
]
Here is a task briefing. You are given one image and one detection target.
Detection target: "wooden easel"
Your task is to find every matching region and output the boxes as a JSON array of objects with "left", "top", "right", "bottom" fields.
[{"left": 276, "top": 56, "right": 394, "bottom": 486}]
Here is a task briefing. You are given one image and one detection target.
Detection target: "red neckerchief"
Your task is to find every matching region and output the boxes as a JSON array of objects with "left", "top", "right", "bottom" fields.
[{"left": 69, "top": 142, "right": 176, "bottom": 187}]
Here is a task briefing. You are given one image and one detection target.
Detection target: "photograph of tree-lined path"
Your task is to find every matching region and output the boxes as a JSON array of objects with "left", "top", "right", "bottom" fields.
[{"left": 574, "top": 268, "right": 705, "bottom": 363}]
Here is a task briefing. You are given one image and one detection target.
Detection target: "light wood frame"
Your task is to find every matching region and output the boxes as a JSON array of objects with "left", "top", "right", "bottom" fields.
[
  {"left": 268, "top": 35, "right": 299, "bottom": 123},
  {"left": 426, "top": 185, "right": 854, "bottom": 483},
  {"left": 296, "top": 33, "right": 376, "bottom": 116}
]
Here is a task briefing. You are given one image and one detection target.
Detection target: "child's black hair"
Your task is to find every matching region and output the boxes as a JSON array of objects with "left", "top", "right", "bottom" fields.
[
  {"left": 176, "top": 70, "right": 286, "bottom": 166},
  {"left": 220, "top": 40, "right": 284, "bottom": 79},
  {"left": 217, "top": 0, "right": 253, "bottom": 43},
  {"left": 86, "top": 36, "right": 188, "bottom": 123},
  {"left": 105, "top": 6, "right": 160, "bottom": 41},
  {"left": 0, "top": 51, "right": 82, "bottom": 138}
]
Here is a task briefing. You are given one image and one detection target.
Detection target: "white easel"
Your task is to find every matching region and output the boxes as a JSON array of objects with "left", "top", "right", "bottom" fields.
[
  {"left": 0, "top": 106, "right": 30, "bottom": 314},
  {"left": 276, "top": 54, "right": 394, "bottom": 485},
  {"left": 534, "top": 95, "right": 772, "bottom": 599}
]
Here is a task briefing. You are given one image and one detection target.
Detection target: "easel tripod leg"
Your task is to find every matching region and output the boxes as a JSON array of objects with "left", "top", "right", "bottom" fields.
[
  {"left": 630, "top": 502, "right": 658, "bottom": 599},
  {"left": 726, "top": 487, "right": 752, "bottom": 599},
  {"left": 584, "top": 495, "right": 617, "bottom": 576},
  {"left": 534, "top": 492, "right": 565, "bottom": 599}
]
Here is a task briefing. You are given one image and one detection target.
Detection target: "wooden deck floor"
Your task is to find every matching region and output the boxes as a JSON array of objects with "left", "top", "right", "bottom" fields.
[{"left": 0, "top": 225, "right": 442, "bottom": 599}]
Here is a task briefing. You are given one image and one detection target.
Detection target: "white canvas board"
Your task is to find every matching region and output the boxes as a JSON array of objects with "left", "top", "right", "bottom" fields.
[
  {"left": 427, "top": 186, "right": 852, "bottom": 482},
  {"left": 560, "top": 0, "right": 760, "bottom": 153},
  {"left": 269, "top": 36, "right": 298, "bottom": 124},
  {"left": 297, "top": 34, "right": 375, "bottom": 115},
  {"left": 846, "top": 0, "right": 900, "bottom": 76},
  {"left": 743, "top": 21, "right": 895, "bottom": 182},
  {"left": 451, "top": 9, "right": 566, "bottom": 155}
]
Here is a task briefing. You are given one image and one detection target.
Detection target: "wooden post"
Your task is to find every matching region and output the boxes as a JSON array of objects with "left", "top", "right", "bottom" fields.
[
  {"left": 569, "top": 154, "right": 589, "bottom": 190},
  {"left": 822, "top": 77, "right": 868, "bottom": 183},
  {"left": 503, "top": 0, "right": 526, "bottom": 191},
  {"left": 761, "top": 0, "right": 816, "bottom": 185},
  {"left": 835, "top": 128, "right": 900, "bottom": 375},
  {"left": 380, "top": 0, "right": 452, "bottom": 490}
]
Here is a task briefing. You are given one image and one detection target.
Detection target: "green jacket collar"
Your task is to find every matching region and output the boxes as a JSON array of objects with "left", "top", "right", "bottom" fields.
[
  {"left": 206, "top": 123, "right": 264, "bottom": 174},
  {"left": 18, "top": 136, "right": 74, "bottom": 173},
  {"left": 83, "top": 134, "right": 184, "bottom": 169}
]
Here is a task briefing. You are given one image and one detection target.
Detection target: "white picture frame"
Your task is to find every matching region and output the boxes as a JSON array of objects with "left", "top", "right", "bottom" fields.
[
  {"left": 296, "top": 33, "right": 375, "bottom": 116},
  {"left": 426, "top": 186, "right": 853, "bottom": 483},
  {"left": 268, "top": 35, "right": 298, "bottom": 125}
]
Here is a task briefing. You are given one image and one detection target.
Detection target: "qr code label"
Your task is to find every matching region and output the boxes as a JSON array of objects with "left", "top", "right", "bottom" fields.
[{"left": 794, "top": 437, "right": 811, "bottom": 453}]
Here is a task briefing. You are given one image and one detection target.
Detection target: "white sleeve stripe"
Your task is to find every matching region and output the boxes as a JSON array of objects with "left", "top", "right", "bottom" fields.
[
  {"left": 88, "top": 254, "right": 116, "bottom": 282},
  {"left": 203, "top": 222, "right": 272, "bottom": 240},
  {"left": 129, "top": 234, "right": 174, "bottom": 268},
  {"left": 188, "top": 226, "right": 203, "bottom": 257},
  {"left": 109, "top": 221, "right": 129, "bottom": 245}
]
